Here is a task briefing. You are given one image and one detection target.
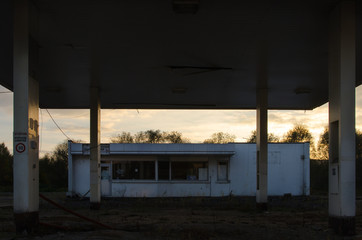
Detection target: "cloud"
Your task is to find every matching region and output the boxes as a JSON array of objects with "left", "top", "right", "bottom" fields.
[
  {"left": 0, "top": 86, "right": 13, "bottom": 116},
  {"left": 43, "top": 109, "right": 89, "bottom": 120},
  {"left": 0, "top": 86, "right": 13, "bottom": 151},
  {"left": 95, "top": 109, "right": 258, "bottom": 143},
  {"left": 268, "top": 104, "right": 329, "bottom": 141}
]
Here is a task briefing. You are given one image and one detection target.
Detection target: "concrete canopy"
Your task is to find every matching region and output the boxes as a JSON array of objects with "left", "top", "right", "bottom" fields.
[{"left": 1, "top": 0, "right": 362, "bottom": 110}]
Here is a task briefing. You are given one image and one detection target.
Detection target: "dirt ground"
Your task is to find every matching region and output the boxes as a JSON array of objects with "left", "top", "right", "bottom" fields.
[{"left": 1, "top": 193, "right": 362, "bottom": 240}]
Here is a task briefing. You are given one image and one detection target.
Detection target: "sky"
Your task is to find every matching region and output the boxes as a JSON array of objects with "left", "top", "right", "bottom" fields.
[{"left": 2, "top": 84, "right": 362, "bottom": 156}]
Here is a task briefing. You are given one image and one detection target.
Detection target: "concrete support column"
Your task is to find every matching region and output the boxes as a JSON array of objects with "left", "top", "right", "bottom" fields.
[
  {"left": 328, "top": 1, "right": 356, "bottom": 235},
  {"left": 256, "top": 88, "right": 268, "bottom": 210},
  {"left": 90, "top": 87, "right": 101, "bottom": 209},
  {"left": 13, "top": 0, "right": 39, "bottom": 233},
  {"left": 303, "top": 143, "right": 310, "bottom": 195},
  {"left": 67, "top": 140, "right": 73, "bottom": 197}
]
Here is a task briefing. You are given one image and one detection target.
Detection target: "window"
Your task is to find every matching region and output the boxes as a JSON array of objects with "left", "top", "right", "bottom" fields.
[
  {"left": 158, "top": 160, "right": 170, "bottom": 180},
  {"left": 112, "top": 161, "right": 155, "bottom": 180},
  {"left": 111, "top": 156, "right": 210, "bottom": 181},
  {"left": 171, "top": 161, "right": 208, "bottom": 181},
  {"left": 217, "top": 161, "right": 228, "bottom": 181}
]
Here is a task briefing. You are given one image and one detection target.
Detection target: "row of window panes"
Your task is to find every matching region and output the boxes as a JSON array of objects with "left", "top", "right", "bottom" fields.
[
  {"left": 112, "top": 160, "right": 228, "bottom": 181},
  {"left": 113, "top": 161, "right": 155, "bottom": 180}
]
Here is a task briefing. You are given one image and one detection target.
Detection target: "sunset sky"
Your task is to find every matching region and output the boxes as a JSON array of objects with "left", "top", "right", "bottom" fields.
[{"left": 2, "top": 84, "right": 362, "bottom": 156}]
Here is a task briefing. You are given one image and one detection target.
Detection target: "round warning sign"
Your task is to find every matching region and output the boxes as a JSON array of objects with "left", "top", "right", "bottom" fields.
[{"left": 16, "top": 143, "right": 26, "bottom": 153}]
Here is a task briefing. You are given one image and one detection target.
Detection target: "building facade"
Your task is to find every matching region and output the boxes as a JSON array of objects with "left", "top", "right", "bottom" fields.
[{"left": 68, "top": 142, "right": 310, "bottom": 198}]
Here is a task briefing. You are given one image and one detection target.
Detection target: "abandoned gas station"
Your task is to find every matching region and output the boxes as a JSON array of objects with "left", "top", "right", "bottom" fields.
[
  {"left": 67, "top": 142, "right": 310, "bottom": 198},
  {"left": 0, "top": 0, "right": 361, "bottom": 236}
]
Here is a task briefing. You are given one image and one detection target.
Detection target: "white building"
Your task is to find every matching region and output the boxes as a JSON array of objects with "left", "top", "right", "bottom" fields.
[{"left": 68, "top": 142, "right": 310, "bottom": 198}]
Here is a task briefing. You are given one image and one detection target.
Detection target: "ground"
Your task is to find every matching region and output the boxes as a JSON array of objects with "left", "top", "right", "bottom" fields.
[{"left": 0, "top": 193, "right": 362, "bottom": 240}]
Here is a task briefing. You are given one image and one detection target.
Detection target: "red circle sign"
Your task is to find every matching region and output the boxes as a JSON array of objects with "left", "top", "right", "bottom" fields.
[{"left": 16, "top": 143, "right": 26, "bottom": 153}]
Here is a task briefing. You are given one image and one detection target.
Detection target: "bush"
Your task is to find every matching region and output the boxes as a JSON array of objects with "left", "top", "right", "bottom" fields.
[{"left": 0, "top": 143, "right": 13, "bottom": 190}]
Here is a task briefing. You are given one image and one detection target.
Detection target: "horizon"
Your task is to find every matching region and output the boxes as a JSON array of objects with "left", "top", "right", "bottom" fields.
[{"left": 2, "top": 84, "right": 362, "bottom": 156}]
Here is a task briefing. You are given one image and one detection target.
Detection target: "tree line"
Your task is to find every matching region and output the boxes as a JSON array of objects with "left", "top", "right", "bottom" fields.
[
  {"left": 110, "top": 130, "right": 238, "bottom": 144},
  {"left": 110, "top": 130, "right": 190, "bottom": 144},
  {"left": 109, "top": 125, "right": 315, "bottom": 145},
  {"left": 109, "top": 125, "right": 315, "bottom": 149}
]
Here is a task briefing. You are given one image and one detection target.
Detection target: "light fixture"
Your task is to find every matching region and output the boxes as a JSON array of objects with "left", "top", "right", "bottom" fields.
[
  {"left": 294, "top": 87, "right": 311, "bottom": 95},
  {"left": 172, "top": 87, "right": 188, "bottom": 94},
  {"left": 173, "top": 0, "right": 200, "bottom": 14},
  {"left": 46, "top": 87, "right": 62, "bottom": 93}
]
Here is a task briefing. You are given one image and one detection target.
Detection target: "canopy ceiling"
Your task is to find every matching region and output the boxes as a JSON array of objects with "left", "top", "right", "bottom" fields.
[{"left": 1, "top": 0, "right": 361, "bottom": 109}]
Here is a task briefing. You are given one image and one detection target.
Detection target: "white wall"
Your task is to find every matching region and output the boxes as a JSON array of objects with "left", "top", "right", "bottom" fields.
[
  {"left": 111, "top": 182, "right": 212, "bottom": 197},
  {"left": 229, "top": 144, "right": 309, "bottom": 196},
  {"left": 229, "top": 144, "right": 256, "bottom": 196},
  {"left": 69, "top": 143, "right": 309, "bottom": 197},
  {"left": 72, "top": 156, "right": 90, "bottom": 197},
  {"left": 267, "top": 144, "right": 309, "bottom": 196}
]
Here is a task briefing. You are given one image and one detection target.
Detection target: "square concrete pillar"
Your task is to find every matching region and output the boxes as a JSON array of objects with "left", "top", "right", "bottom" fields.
[
  {"left": 90, "top": 87, "right": 101, "bottom": 209},
  {"left": 328, "top": 1, "right": 356, "bottom": 235},
  {"left": 13, "top": 0, "right": 39, "bottom": 233},
  {"left": 256, "top": 88, "right": 268, "bottom": 210}
]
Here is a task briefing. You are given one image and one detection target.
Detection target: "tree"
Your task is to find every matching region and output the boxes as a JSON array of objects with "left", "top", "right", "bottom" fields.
[
  {"left": 134, "top": 130, "right": 165, "bottom": 143},
  {"left": 111, "top": 130, "right": 190, "bottom": 144},
  {"left": 145, "top": 129, "right": 164, "bottom": 143},
  {"left": 203, "top": 132, "right": 236, "bottom": 144},
  {"left": 246, "top": 130, "right": 280, "bottom": 143},
  {"left": 313, "top": 128, "right": 362, "bottom": 192},
  {"left": 39, "top": 140, "right": 68, "bottom": 190},
  {"left": 110, "top": 132, "right": 134, "bottom": 143},
  {"left": 53, "top": 141, "right": 68, "bottom": 165},
  {"left": 315, "top": 128, "right": 329, "bottom": 160},
  {"left": 0, "top": 143, "right": 13, "bottom": 188},
  {"left": 134, "top": 131, "right": 147, "bottom": 143},
  {"left": 356, "top": 130, "right": 362, "bottom": 160},
  {"left": 315, "top": 128, "right": 362, "bottom": 160},
  {"left": 283, "top": 124, "right": 313, "bottom": 143},
  {"left": 164, "top": 131, "right": 190, "bottom": 143},
  {"left": 356, "top": 130, "right": 362, "bottom": 192},
  {"left": 283, "top": 125, "right": 316, "bottom": 158}
]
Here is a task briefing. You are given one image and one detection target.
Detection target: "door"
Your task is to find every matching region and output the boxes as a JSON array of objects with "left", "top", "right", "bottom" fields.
[{"left": 101, "top": 164, "right": 112, "bottom": 196}]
